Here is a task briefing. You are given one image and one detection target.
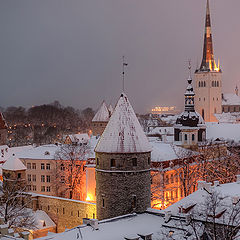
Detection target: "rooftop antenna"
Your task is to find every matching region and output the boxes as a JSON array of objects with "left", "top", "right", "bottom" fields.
[{"left": 122, "top": 56, "right": 128, "bottom": 92}]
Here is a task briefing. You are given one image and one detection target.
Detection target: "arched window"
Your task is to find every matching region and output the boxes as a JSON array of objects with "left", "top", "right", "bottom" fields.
[
  {"left": 184, "top": 134, "right": 187, "bottom": 141},
  {"left": 192, "top": 134, "right": 195, "bottom": 141},
  {"left": 200, "top": 81, "right": 203, "bottom": 87},
  {"left": 198, "top": 81, "right": 201, "bottom": 88},
  {"left": 204, "top": 81, "right": 206, "bottom": 87},
  {"left": 212, "top": 81, "right": 214, "bottom": 87},
  {"left": 217, "top": 81, "right": 219, "bottom": 87}
]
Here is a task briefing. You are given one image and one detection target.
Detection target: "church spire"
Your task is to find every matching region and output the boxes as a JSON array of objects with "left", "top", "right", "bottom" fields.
[{"left": 199, "top": 0, "right": 217, "bottom": 72}]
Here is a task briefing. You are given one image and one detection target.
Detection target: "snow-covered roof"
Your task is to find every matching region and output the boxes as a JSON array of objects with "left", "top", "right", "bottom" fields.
[
  {"left": 92, "top": 101, "right": 110, "bottom": 122},
  {"left": 17, "top": 145, "right": 59, "bottom": 160},
  {"left": 39, "top": 211, "right": 201, "bottom": 240},
  {"left": 95, "top": 93, "right": 152, "bottom": 153},
  {"left": 34, "top": 210, "right": 56, "bottom": 229},
  {"left": 64, "top": 133, "right": 90, "bottom": 143},
  {"left": 108, "top": 104, "right": 114, "bottom": 115},
  {"left": 166, "top": 180, "right": 240, "bottom": 225},
  {"left": 150, "top": 139, "right": 193, "bottom": 162},
  {"left": 222, "top": 93, "right": 240, "bottom": 106},
  {"left": 2, "top": 154, "right": 27, "bottom": 171},
  {"left": 206, "top": 122, "right": 240, "bottom": 142}
]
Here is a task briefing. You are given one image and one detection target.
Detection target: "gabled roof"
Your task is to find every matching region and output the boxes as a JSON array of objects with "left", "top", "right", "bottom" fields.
[
  {"left": 95, "top": 93, "right": 151, "bottom": 153},
  {"left": 222, "top": 93, "right": 240, "bottom": 106},
  {"left": 92, "top": 101, "right": 110, "bottom": 122},
  {"left": 2, "top": 154, "right": 27, "bottom": 171},
  {"left": 0, "top": 113, "right": 7, "bottom": 129}
]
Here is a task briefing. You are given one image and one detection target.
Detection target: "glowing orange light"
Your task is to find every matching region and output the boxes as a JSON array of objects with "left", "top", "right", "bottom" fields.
[{"left": 86, "top": 194, "right": 93, "bottom": 202}]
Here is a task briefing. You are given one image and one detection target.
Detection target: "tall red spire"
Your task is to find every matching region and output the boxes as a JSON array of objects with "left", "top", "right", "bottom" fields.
[{"left": 199, "top": 0, "right": 218, "bottom": 72}]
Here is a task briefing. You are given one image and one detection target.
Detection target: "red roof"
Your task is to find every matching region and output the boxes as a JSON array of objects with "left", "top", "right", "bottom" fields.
[{"left": 0, "top": 113, "right": 7, "bottom": 129}]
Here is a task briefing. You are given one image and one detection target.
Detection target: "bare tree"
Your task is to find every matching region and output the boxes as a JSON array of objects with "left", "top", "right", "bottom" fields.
[
  {"left": 0, "top": 178, "right": 35, "bottom": 230},
  {"left": 54, "top": 141, "right": 91, "bottom": 200}
]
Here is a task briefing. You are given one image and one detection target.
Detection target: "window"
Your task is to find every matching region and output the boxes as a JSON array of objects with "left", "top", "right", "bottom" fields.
[
  {"left": 41, "top": 175, "right": 45, "bottom": 182},
  {"left": 192, "top": 134, "right": 195, "bottom": 141},
  {"left": 46, "top": 163, "right": 50, "bottom": 170},
  {"left": 78, "top": 211, "right": 80, "bottom": 217},
  {"left": 212, "top": 81, "right": 214, "bottom": 87},
  {"left": 170, "top": 174, "right": 174, "bottom": 184},
  {"left": 46, "top": 186, "right": 51, "bottom": 192},
  {"left": 110, "top": 159, "right": 116, "bottom": 168},
  {"left": 198, "top": 81, "right": 200, "bottom": 88},
  {"left": 132, "top": 158, "right": 137, "bottom": 167},
  {"left": 27, "top": 174, "right": 31, "bottom": 182},
  {"left": 96, "top": 158, "right": 99, "bottom": 166},
  {"left": 93, "top": 213, "right": 95, "bottom": 219},
  {"left": 148, "top": 157, "right": 150, "bottom": 165},
  {"left": 27, "top": 163, "right": 31, "bottom": 169},
  {"left": 63, "top": 208, "right": 65, "bottom": 214},
  {"left": 41, "top": 186, "right": 45, "bottom": 192},
  {"left": 132, "top": 195, "right": 137, "bottom": 209},
  {"left": 48, "top": 205, "right": 50, "bottom": 211},
  {"left": 32, "top": 163, "right": 36, "bottom": 169},
  {"left": 27, "top": 185, "right": 32, "bottom": 191},
  {"left": 60, "top": 176, "right": 65, "bottom": 183},
  {"left": 213, "top": 97, "right": 214, "bottom": 101},
  {"left": 17, "top": 173, "right": 21, "bottom": 179},
  {"left": 46, "top": 175, "right": 51, "bottom": 183},
  {"left": 165, "top": 175, "right": 169, "bottom": 185},
  {"left": 184, "top": 134, "right": 187, "bottom": 141},
  {"left": 175, "top": 174, "right": 178, "bottom": 183},
  {"left": 203, "top": 81, "right": 206, "bottom": 87},
  {"left": 175, "top": 189, "right": 178, "bottom": 198},
  {"left": 199, "top": 98, "right": 201, "bottom": 101},
  {"left": 32, "top": 175, "right": 36, "bottom": 182},
  {"left": 102, "top": 198, "right": 105, "bottom": 208},
  {"left": 60, "top": 164, "right": 65, "bottom": 171},
  {"left": 41, "top": 163, "right": 45, "bottom": 170},
  {"left": 33, "top": 185, "right": 37, "bottom": 191}
]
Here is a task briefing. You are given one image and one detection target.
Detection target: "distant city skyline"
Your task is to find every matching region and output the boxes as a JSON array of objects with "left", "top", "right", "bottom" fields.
[{"left": 0, "top": 0, "right": 239, "bottom": 113}]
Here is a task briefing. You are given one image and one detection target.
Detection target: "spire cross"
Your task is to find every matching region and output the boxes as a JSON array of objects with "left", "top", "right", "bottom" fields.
[{"left": 122, "top": 56, "right": 128, "bottom": 92}]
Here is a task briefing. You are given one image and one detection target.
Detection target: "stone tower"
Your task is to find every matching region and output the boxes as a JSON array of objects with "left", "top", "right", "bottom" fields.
[
  {"left": 95, "top": 93, "right": 152, "bottom": 220},
  {"left": 174, "top": 65, "right": 206, "bottom": 150},
  {"left": 0, "top": 113, "right": 8, "bottom": 145},
  {"left": 91, "top": 101, "right": 111, "bottom": 136},
  {"left": 194, "top": 0, "right": 222, "bottom": 122},
  {"left": 2, "top": 154, "right": 27, "bottom": 189}
]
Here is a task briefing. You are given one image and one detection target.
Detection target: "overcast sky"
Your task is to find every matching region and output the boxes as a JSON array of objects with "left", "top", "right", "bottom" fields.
[{"left": 0, "top": 0, "right": 239, "bottom": 113}]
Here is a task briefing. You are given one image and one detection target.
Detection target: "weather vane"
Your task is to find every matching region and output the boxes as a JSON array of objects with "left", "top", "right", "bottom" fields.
[{"left": 122, "top": 56, "right": 128, "bottom": 92}]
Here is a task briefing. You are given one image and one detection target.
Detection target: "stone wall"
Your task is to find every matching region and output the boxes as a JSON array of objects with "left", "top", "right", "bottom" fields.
[
  {"left": 96, "top": 152, "right": 151, "bottom": 220},
  {"left": 31, "top": 194, "right": 96, "bottom": 233},
  {"left": 91, "top": 121, "right": 108, "bottom": 136}
]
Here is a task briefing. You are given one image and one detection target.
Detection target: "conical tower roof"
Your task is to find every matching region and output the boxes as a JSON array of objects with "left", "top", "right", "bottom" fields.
[
  {"left": 95, "top": 93, "right": 151, "bottom": 153},
  {"left": 2, "top": 154, "right": 27, "bottom": 171},
  {"left": 92, "top": 101, "right": 110, "bottom": 122},
  {"left": 198, "top": 0, "right": 219, "bottom": 72},
  {"left": 108, "top": 104, "right": 114, "bottom": 116},
  {"left": 0, "top": 113, "right": 7, "bottom": 129}
]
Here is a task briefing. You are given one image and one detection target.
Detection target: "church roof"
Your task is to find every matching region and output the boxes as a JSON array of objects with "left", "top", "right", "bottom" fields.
[
  {"left": 222, "top": 93, "right": 240, "bottom": 106},
  {"left": 0, "top": 113, "right": 7, "bottom": 129},
  {"left": 92, "top": 101, "right": 110, "bottom": 122},
  {"left": 95, "top": 93, "right": 152, "bottom": 153},
  {"left": 108, "top": 104, "right": 114, "bottom": 116},
  {"left": 2, "top": 154, "right": 27, "bottom": 171}
]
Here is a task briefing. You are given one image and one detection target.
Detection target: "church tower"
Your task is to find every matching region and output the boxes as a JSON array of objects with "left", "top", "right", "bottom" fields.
[
  {"left": 95, "top": 93, "right": 151, "bottom": 220},
  {"left": 194, "top": 0, "right": 222, "bottom": 122},
  {"left": 175, "top": 64, "right": 206, "bottom": 150}
]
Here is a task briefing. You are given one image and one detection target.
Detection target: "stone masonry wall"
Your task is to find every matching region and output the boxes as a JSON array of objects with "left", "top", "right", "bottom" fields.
[
  {"left": 31, "top": 194, "right": 96, "bottom": 233},
  {"left": 91, "top": 121, "right": 108, "bottom": 136},
  {"left": 96, "top": 152, "right": 151, "bottom": 220}
]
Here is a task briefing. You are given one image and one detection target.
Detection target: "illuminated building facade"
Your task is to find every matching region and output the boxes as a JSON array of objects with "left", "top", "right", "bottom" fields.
[{"left": 194, "top": 0, "right": 222, "bottom": 122}]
